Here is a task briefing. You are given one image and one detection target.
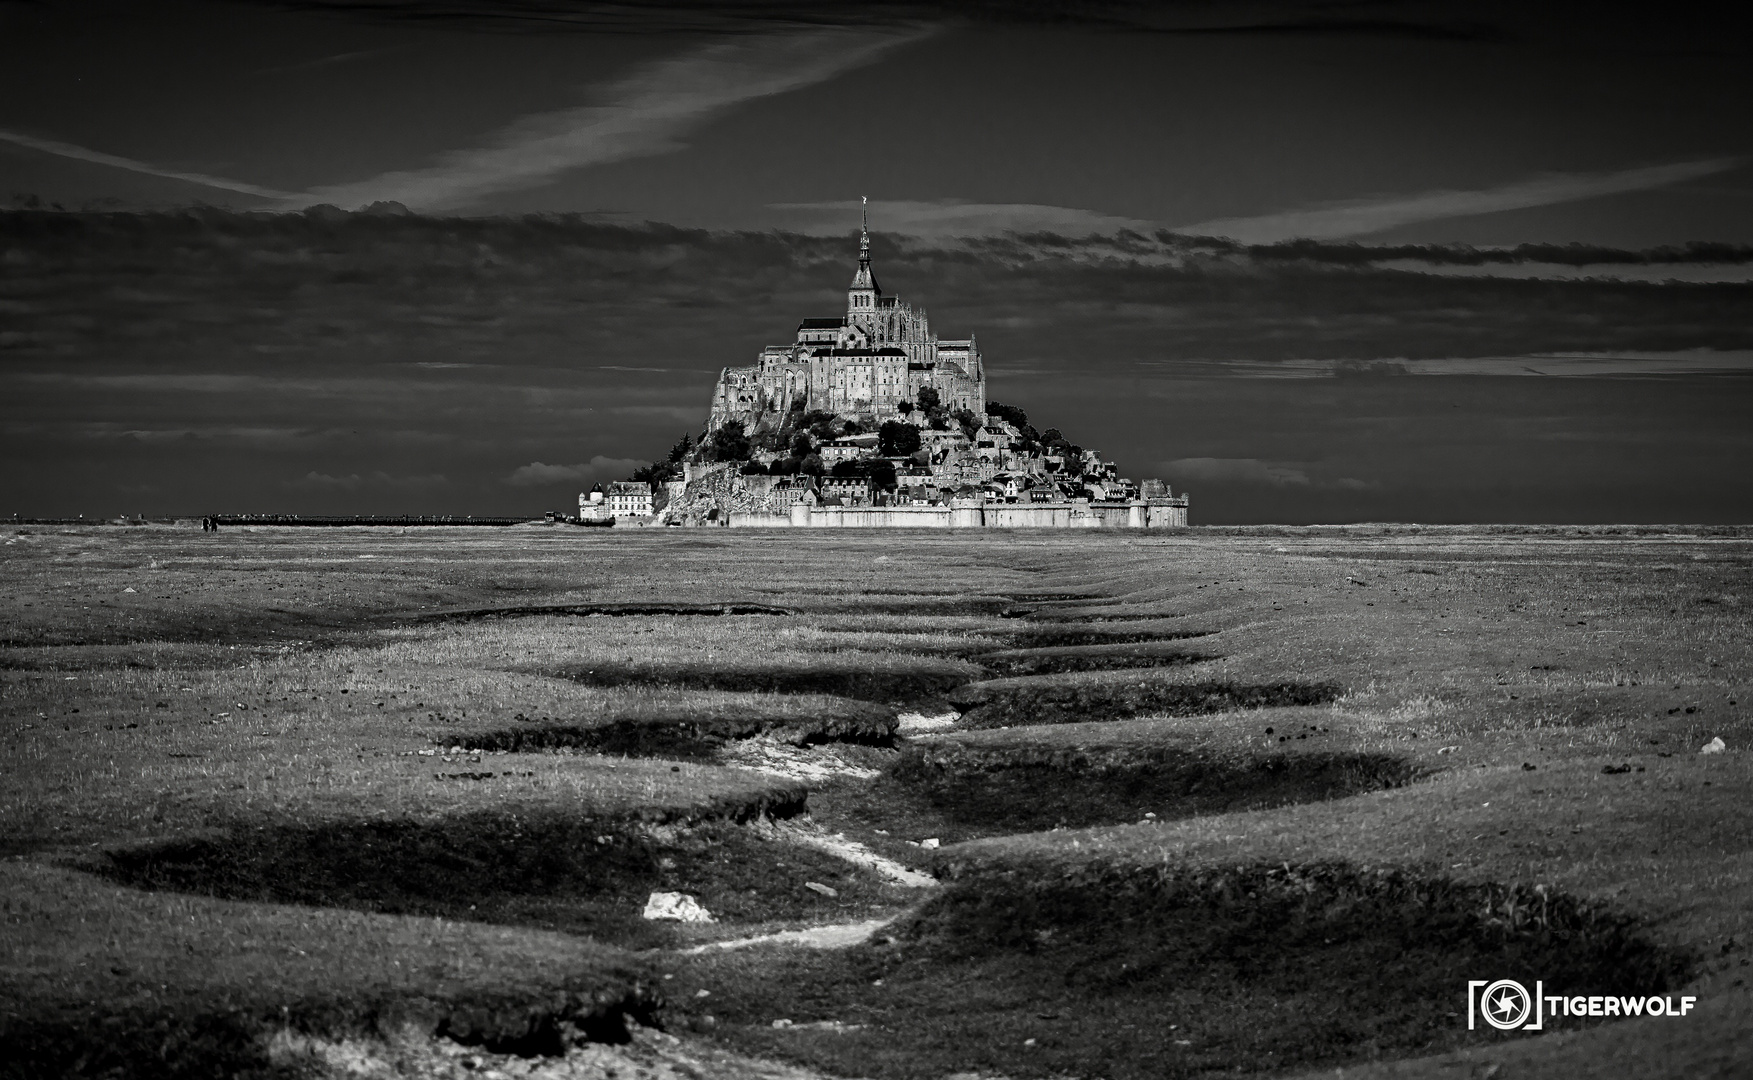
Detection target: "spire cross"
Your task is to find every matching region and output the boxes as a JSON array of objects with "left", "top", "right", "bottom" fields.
[{"left": 858, "top": 195, "right": 871, "bottom": 263}]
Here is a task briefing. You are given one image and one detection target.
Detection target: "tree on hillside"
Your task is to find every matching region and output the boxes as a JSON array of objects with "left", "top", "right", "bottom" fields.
[
  {"left": 867, "top": 458, "right": 898, "bottom": 490},
  {"left": 631, "top": 461, "right": 673, "bottom": 485},
  {"left": 916, "top": 387, "right": 941, "bottom": 412},
  {"left": 986, "top": 401, "right": 1029, "bottom": 431},
  {"left": 987, "top": 401, "right": 1042, "bottom": 444},
  {"left": 790, "top": 431, "right": 816, "bottom": 458},
  {"left": 952, "top": 407, "right": 982, "bottom": 439},
  {"left": 665, "top": 434, "right": 692, "bottom": 463},
  {"left": 878, "top": 420, "right": 921, "bottom": 457},
  {"left": 705, "top": 420, "right": 750, "bottom": 462}
]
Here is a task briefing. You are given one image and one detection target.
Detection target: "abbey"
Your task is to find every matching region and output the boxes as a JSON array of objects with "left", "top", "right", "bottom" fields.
[
  {"left": 610, "top": 204, "right": 1190, "bottom": 529},
  {"left": 707, "top": 212, "right": 985, "bottom": 432}
]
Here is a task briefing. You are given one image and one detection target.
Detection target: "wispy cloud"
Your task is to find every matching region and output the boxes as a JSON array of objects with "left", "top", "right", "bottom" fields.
[
  {"left": 769, "top": 198, "right": 1156, "bottom": 239},
  {"left": 292, "top": 470, "right": 449, "bottom": 490},
  {"left": 1158, "top": 457, "right": 1377, "bottom": 491},
  {"left": 1176, "top": 158, "right": 1745, "bottom": 243},
  {"left": 0, "top": 128, "right": 296, "bottom": 200},
  {"left": 1162, "top": 457, "right": 1312, "bottom": 486},
  {"left": 505, "top": 457, "right": 644, "bottom": 487},
  {"left": 290, "top": 27, "right": 928, "bottom": 211},
  {"left": 1, "top": 28, "right": 924, "bottom": 211},
  {"left": 253, "top": 46, "right": 405, "bottom": 76}
]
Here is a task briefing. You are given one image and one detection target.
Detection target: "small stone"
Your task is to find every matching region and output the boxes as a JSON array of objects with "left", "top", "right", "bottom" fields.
[
  {"left": 804, "top": 881, "right": 839, "bottom": 898},
  {"left": 695, "top": 988, "right": 711, "bottom": 998},
  {"left": 771, "top": 1018, "right": 793, "bottom": 1028},
  {"left": 642, "top": 892, "right": 715, "bottom": 923},
  {"left": 1701, "top": 737, "right": 1726, "bottom": 755},
  {"left": 920, "top": 838, "right": 940, "bottom": 850}
]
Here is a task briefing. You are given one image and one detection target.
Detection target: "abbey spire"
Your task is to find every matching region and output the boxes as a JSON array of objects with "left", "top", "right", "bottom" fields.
[{"left": 848, "top": 195, "right": 880, "bottom": 312}]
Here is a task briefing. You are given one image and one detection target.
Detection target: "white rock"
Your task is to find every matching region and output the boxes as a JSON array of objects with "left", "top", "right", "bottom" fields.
[
  {"left": 920, "top": 837, "right": 940, "bottom": 850},
  {"left": 897, "top": 711, "right": 961, "bottom": 733},
  {"left": 1701, "top": 737, "right": 1727, "bottom": 755},
  {"left": 804, "top": 881, "right": 839, "bottom": 898},
  {"left": 642, "top": 891, "right": 715, "bottom": 922}
]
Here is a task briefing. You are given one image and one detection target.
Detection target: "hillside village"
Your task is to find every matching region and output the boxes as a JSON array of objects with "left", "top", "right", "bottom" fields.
[{"left": 581, "top": 211, "right": 1188, "bottom": 528}]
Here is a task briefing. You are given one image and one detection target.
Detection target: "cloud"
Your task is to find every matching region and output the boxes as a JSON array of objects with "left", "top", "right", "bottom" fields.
[
  {"left": 1, "top": 29, "right": 924, "bottom": 211},
  {"left": 263, "top": 2, "right": 1525, "bottom": 42},
  {"left": 293, "top": 470, "right": 450, "bottom": 490},
  {"left": 1162, "top": 457, "right": 1311, "bottom": 486},
  {"left": 253, "top": 46, "right": 405, "bottom": 76},
  {"left": 1176, "top": 158, "right": 1745, "bottom": 243},
  {"left": 1161, "top": 458, "right": 1382, "bottom": 491},
  {"left": 1374, "top": 259, "right": 1753, "bottom": 284},
  {"left": 0, "top": 128, "right": 297, "bottom": 201},
  {"left": 289, "top": 28, "right": 928, "bottom": 211},
  {"left": 505, "top": 456, "right": 644, "bottom": 487},
  {"left": 769, "top": 198, "right": 1157, "bottom": 240}
]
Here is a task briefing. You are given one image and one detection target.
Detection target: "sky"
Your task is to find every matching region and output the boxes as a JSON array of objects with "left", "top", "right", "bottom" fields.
[{"left": 3, "top": 0, "right": 1753, "bottom": 523}]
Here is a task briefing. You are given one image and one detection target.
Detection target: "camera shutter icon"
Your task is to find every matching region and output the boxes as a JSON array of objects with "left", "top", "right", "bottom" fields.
[{"left": 1481, "top": 980, "right": 1533, "bottom": 1029}]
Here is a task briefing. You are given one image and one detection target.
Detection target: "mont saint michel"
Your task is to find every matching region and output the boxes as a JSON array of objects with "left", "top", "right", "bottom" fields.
[{"left": 585, "top": 210, "right": 1190, "bottom": 529}]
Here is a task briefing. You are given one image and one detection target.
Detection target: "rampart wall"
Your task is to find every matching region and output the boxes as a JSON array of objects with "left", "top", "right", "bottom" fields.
[{"left": 724, "top": 498, "right": 1188, "bottom": 529}]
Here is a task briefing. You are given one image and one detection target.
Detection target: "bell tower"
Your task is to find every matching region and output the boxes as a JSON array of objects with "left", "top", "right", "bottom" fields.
[{"left": 847, "top": 196, "right": 880, "bottom": 327}]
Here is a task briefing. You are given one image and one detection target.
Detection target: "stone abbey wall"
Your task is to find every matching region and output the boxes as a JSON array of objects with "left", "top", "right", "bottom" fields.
[
  {"left": 722, "top": 499, "right": 1189, "bottom": 529},
  {"left": 706, "top": 223, "right": 984, "bottom": 434}
]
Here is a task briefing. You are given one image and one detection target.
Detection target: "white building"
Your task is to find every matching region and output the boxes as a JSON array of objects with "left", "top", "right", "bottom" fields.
[{"left": 606, "top": 481, "right": 654, "bottom": 517}]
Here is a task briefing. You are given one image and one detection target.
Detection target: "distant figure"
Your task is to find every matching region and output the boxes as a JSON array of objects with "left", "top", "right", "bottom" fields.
[{"left": 202, "top": 516, "right": 218, "bottom": 532}]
